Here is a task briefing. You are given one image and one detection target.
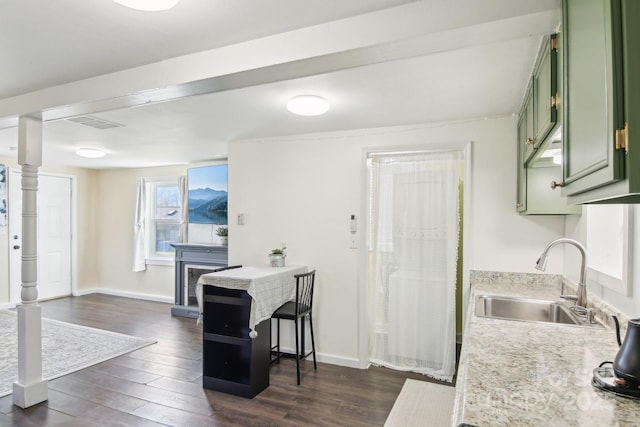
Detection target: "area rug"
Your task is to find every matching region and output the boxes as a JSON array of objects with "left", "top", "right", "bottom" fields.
[
  {"left": 0, "top": 310, "right": 156, "bottom": 397},
  {"left": 384, "top": 378, "right": 456, "bottom": 427}
]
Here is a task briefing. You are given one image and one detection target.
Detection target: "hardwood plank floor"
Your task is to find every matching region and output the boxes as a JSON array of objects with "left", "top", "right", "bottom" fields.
[{"left": 0, "top": 294, "right": 451, "bottom": 426}]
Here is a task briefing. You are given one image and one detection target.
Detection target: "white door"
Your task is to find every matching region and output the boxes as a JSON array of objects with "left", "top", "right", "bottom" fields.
[{"left": 9, "top": 170, "right": 72, "bottom": 303}]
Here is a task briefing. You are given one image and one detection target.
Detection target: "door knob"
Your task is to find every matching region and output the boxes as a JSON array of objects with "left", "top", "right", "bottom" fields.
[{"left": 13, "top": 245, "right": 20, "bottom": 250}]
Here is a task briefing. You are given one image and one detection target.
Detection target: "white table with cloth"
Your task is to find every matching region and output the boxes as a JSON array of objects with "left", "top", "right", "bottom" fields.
[{"left": 196, "top": 265, "right": 307, "bottom": 337}]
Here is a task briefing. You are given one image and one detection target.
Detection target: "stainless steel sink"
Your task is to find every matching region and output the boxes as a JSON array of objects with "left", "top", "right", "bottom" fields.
[{"left": 474, "top": 295, "right": 602, "bottom": 327}]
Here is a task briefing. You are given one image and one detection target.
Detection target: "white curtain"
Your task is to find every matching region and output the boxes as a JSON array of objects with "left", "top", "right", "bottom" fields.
[
  {"left": 369, "top": 150, "right": 461, "bottom": 382},
  {"left": 133, "top": 177, "right": 146, "bottom": 272},
  {"left": 178, "top": 175, "right": 188, "bottom": 243}
]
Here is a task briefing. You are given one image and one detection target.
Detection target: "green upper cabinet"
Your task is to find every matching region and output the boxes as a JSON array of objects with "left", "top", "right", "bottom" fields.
[
  {"left": 562, "top": 0, "right": 640, "bottom": 203},
  {"left": 517, "top": 80, "right": 533, "bottom": 213},
  {"left": 532, "top": 34, "right": 558, "bottom": 154},
  {"left": 516, "top": 33, "right": 580, "bottom": 215},
  {"left": 522, "top": 82, "right": 535, "bottom": 164}
]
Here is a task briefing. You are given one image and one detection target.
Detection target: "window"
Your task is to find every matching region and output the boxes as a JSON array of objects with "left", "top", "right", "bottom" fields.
[
  {"left": 146, "top": 178, "right": 181, "bottom": 263},
  {"left": 586, "top": 205, "right": 633, "bottom": 296}
]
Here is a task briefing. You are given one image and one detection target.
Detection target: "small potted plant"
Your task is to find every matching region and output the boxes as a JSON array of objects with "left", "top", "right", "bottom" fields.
[
  {"left": 216, "top": 226, "right": 228, "bottom": 246},
  {"left": 269, "top": 246, "right": 286, "bottom": 267}
]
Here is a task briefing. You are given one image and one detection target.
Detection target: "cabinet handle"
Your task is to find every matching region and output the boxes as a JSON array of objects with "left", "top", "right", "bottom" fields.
[
  {"left": 615, "top": 123, "right": 629, "bottom": 153},
  {"left": 550, "top": 180, "right": 565, "bottom": 190}
]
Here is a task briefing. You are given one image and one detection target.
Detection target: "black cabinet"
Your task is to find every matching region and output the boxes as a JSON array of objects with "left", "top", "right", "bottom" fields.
[{"left": 202, "top": 285, "right": 270, "bottom": 398}]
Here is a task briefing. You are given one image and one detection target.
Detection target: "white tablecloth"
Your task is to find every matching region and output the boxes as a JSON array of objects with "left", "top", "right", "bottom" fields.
[{"left": 196, "top": 265, "right": 307, "bottom": 337}]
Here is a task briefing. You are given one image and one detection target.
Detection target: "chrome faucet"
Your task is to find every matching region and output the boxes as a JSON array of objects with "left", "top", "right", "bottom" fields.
[{"left": 535, "top": 238, "right": 588, "bottom": 308}]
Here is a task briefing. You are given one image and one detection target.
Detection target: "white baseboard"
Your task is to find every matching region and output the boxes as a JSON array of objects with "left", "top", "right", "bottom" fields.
[
  {"left": 274, "top": 345, "right": 362, "bottom": 369},
  {"left": 73, "top": 288, "right": 173, "bottom": 304},
  {"left": 73, "top": 288, "right": 97, "bottom": 296},
  {"left": 318, "top": 353, "right": 361, "bottom": 369}
]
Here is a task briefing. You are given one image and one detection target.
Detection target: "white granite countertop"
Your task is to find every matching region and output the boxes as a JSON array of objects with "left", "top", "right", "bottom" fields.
[{"left": 452, "top": 272, "right": 638, "bottom": 427}]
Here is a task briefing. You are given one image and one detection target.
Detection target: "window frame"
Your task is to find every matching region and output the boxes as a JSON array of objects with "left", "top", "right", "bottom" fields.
[{"left": 145, "top": 177, "right": 181, "bottom": 266}]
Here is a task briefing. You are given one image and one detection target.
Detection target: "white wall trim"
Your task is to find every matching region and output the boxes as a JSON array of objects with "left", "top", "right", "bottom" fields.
[
  {"left": 461, "top": 141, "right": 473, "bottom": 333},
  {"left": 74, "top": 288, "right": 173, "bottom": 305},
  {"left": 316, "top": 354, "right": 362, "bottom": 369},
  {"left": 276, "top": 344, "right": 362, "bottom": 369},
  {"left": 0, "top": 303, "right": 16, "bottom": 310}
]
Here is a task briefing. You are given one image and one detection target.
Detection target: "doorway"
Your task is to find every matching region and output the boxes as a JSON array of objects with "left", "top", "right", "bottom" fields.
[
  {"left": 8, "top": 170, "right": 73, "bottom": 303},
  {"left": 365, "top": 148, "right": 465, "bottom": 382}
]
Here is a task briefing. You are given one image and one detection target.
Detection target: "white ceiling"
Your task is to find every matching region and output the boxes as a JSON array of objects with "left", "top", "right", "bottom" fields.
[{"left": 0, "top": 0, "right": 561, "bottom": 169}]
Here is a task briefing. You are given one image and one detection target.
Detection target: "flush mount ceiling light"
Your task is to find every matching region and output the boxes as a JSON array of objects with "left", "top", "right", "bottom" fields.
[
  {"left": 113, "top": 0, "right": 180, "bottom": 11},
  {"left": 286, "top": 95, "right": 330, "bottom": 116},
  {"left": 76, "top": 148, "right": 106, "bottom": 159}
]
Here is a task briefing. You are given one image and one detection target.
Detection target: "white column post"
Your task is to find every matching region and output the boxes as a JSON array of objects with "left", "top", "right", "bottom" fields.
[{"left": 12, "top": 115, "right": 48, "bottom": 408}]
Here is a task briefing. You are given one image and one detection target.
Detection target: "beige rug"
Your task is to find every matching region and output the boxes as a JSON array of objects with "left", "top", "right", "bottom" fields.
[
  {"left": 384, "top": 379, "right": 455, "bottom": 427},
  {"left": 0, "top": 310, "right": 156, "bottom": 397}
]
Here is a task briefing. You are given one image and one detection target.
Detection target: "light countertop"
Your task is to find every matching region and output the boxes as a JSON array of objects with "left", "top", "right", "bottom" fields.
[{"left": 452, "top": 271, "right": 638, "bottom": 427}]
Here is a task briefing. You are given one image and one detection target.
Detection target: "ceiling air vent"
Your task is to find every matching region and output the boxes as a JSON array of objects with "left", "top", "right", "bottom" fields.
[{"left": 66, "top": 115, "right": 123, "bottom": 130}]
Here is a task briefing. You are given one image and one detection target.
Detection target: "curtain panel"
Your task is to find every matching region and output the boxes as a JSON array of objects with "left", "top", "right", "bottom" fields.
[
  {"left": 132, "top": 177, "right": 146, "bottom": 272},
  {"left": 369, "top": 150, "right": 462, "bottom": 382}
]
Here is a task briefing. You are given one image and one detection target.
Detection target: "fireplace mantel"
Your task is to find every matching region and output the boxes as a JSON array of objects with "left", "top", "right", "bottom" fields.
[{"left": 170, "top": 243, "right": 228, "bottom": 318}]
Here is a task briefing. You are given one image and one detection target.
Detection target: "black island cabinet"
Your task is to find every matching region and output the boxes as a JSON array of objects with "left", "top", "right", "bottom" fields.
[{"left": 202, "top": 285, "right": 270, "bottom": 398}]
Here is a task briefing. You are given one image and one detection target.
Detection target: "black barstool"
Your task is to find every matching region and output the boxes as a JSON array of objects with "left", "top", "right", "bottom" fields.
[{"left": 271, "top": 270, "right": 317, "bottom": 385}]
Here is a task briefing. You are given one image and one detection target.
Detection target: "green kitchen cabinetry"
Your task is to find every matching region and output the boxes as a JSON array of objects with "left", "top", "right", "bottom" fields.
[
  {"left": 561, "top": 0, "right": 640, "bottom": 203},
  {"left": 517, "top": 33, "right": 580, "bottom": 215},
  {"left": 532, "top": 34, "right": 559, "bottom": 153},
  {"left": 520, "top": 81, "right": 535, "bottom": 167},
  {"left": 516, "top": 81, "right": 533, "bottom": 212},
  {"left": 518, "top": 143, "right": 581, "bottom": 215}
]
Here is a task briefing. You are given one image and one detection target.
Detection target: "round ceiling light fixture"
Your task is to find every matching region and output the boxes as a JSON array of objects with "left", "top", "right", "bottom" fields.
[
  {"left": 113, "top": 0, "right": 180, "bottom": 11},
  {"left": 76, "top": 148, "right": 106, "bottom": 159},
  {"left": 286, "top": 95, "right": 330, "bottom": 116}
]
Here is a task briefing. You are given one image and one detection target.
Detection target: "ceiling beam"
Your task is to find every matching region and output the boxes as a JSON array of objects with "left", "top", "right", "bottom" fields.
[{"left": 0, "top": 1, "right": 559, "bottom": 127}]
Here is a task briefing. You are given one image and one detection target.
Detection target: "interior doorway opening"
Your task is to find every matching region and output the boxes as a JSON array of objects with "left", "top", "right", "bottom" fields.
[{"left": 365, "top": 148, "right": 466, "bottom": 382}]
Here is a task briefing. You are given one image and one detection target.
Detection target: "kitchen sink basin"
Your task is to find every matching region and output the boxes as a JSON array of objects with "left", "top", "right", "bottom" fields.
[{"left": 474, "top": 295, "right": 602, "bottom": 327}]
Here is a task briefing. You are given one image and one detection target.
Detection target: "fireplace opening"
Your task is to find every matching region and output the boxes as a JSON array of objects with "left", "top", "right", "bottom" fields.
[{"left": 184, "top": 265, "right": 221, "bottom": 306}]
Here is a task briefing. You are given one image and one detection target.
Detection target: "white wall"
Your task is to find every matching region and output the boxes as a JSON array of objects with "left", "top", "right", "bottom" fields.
[
  {"left": 95, "top": 165, "right": 187, "bottom": 301},
  {"left": 0, "top": 157, "right": 189, "bottom": 305},
  {"left": 0, "top": 115, "right": 572, "bottom": 366},
  {"left": 228, "top": 116, "right": 566, "bottom": 365}
]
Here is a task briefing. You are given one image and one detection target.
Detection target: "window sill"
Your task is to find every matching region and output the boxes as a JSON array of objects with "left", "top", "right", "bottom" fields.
[{"left": 146, "top": 257, "right": 174, "bottom": 267}]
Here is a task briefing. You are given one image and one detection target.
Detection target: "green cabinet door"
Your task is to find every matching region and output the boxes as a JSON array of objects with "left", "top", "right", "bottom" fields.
[
  {"left": 562, "top": 0, "right": 626, "bottom": 197},
  {"left": 521, "top": 82, "right": 535, "bottom": 165},
  {"left": 516, "top": 110, "right": 528, "bottom": 212},
  {"left": 533, "top": 34, "right": 558, "bottom": 150},
  {"left": 517, "top": 31, "right": 581, "bottom": 215}
]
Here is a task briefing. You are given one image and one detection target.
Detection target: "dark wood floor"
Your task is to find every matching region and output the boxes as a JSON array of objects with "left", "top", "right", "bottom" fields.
[{"left": 0, "top": 294, "right": 448, "bottom": 426}]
